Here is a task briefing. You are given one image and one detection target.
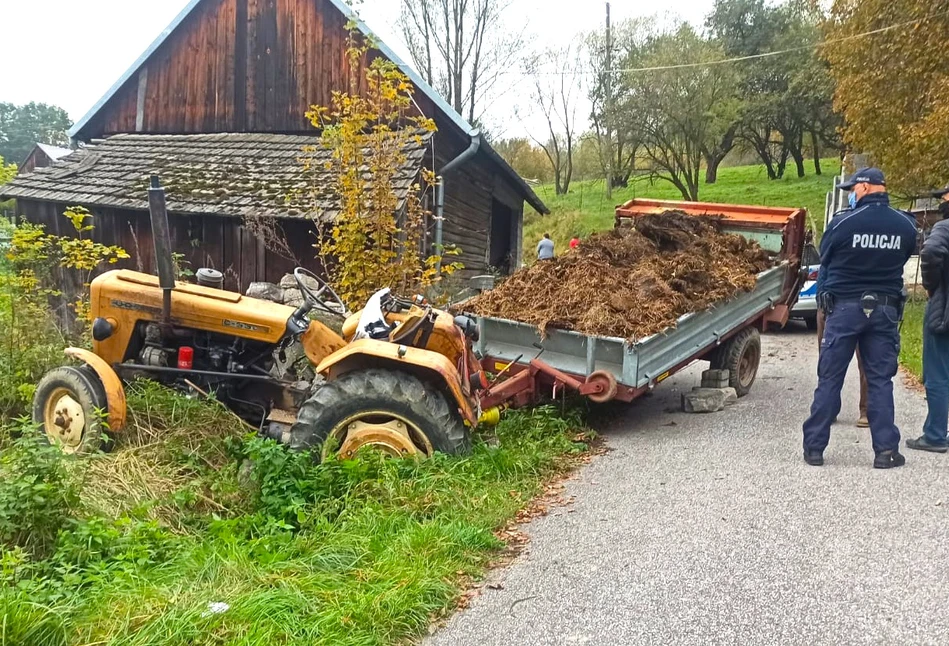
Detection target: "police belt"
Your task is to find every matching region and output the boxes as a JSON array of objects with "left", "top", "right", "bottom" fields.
[{"left": 818, "top": 292, "right": 903, "bottom": 314}]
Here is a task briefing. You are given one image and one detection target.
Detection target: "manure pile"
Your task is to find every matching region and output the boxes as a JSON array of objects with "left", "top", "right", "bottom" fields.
[{"left": 465, "top": 211, "right": 772, "bottom": 340}]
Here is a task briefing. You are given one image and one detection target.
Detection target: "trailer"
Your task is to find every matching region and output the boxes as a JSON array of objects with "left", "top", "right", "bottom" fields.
[{"left": 469, "top": 199, "right": 807, "bottom": 409}]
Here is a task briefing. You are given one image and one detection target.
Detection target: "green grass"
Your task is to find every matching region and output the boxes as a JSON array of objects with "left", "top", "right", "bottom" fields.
[
  {"left": 0, "top": 381, "right": 591, "bottom": 646},
  {"left": 900, "top": 295, "right": 926, "bottom": 379},
  {"left": 524, "top": 159, "right": 840, "bottom": 260}
]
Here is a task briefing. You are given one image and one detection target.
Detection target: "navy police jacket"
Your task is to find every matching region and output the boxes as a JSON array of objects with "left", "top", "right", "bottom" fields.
[{"left": 817, "top": 192, "right": 917, "bottom": 300}]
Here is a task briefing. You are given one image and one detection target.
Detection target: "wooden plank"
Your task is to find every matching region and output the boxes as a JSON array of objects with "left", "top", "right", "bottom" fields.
[
  {"left": 240, "top": 226, "right": 258, "bottom": 284},
  {"left": 201, "top": 216, "right": 225, "bottom": 274},
  {"left": 223, "top": 218, "right": 242, "bottom": 290},
  {"left": 235, "top": 0, "right": 248, "bottom": 130},
  {"left": 135, "top": 68, "right": 148, "bottom": 132},
  {"left": 256, "top": 231, "right": 267, "bottom": 281},
  {"left": 313, "top": 0, "right": 326, "bottom": 117}
]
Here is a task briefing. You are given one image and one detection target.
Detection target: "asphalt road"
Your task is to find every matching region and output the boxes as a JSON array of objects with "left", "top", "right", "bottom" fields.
[{"left": 427, "top": 326, "right": 949, "bottom": 646}]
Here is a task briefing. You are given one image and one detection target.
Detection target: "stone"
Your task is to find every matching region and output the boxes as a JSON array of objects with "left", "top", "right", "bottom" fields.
[
  {"left": 246, "top": 282, "right": 284, "bottom": 303},
  {"left": 283, "top": 287, "right": 305, "bottom": 308},
  {"left": 701, "top": 369, "right": 730, "bottom": 389},
  {"left": 692, "top": 386, "right": 738, "bottom": 407},
  {"left": 279, "top": 273, "right": 298, "bottom": 289},
  {"left": 682, "top": 389, "right": 726, "bottom": 413}
]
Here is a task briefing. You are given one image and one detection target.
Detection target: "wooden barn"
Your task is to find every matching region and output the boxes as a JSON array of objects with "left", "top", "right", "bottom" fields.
[
  {"left": 0, "top": 0, "right": 547, "bottom": 292},
  {"left": 18, "top": 143, "right": 73, "bottom": 175}
]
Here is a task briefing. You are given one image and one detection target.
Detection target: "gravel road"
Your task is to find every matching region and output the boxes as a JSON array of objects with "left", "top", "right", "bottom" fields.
[{"left": 426, "top": 327, "right": 949, "bottom": 646}]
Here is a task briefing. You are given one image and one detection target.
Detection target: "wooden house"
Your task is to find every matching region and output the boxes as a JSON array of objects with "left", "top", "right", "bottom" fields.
[{"left": 0, "top": 0, "right": 547, "bottom": 292}]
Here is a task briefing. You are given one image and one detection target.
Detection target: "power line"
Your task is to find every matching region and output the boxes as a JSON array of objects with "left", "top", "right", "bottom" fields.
[{"left": 519, "top": 8, "right": 949, "bottom": 77}]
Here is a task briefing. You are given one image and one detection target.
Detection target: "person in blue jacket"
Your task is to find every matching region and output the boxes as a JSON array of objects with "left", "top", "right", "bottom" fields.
[{"left": 802, "top": 168, "right": 918, "bottom": 469}]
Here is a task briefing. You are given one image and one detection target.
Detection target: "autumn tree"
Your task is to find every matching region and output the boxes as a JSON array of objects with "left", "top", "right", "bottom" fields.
[
  {"left": 304, "top": 29, "right": 460, "bottom": 307},
  {"left": 823, "top": 0, "right": 949, "bottom": 193},
  {"left": 586, "top": 18, "right": 653, "bottom": 191},
  {"left": 708, "top": 0, "right": 839, "bottom": 179},
  {"left": 0, "top": 156, "right": 15, "bottom": 186},
  {"left": 492, "top": 138, "right": 552, "bottom": 182},
  {"left": 398, "top": 0, "right": 523, "bottom": 124},
  {"left": 523, "top": 42, "right": 583, "bottom": 195},
  {"left": 627, "top": 25, "right": 741, "bottom": 200}
]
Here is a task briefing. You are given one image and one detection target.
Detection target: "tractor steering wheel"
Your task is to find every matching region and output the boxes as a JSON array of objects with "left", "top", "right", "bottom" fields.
[{"left": 294, "top": 268, "right": 350, "bottom": 319}]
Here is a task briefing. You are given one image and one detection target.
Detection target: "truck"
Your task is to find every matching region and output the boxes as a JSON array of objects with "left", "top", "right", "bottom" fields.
[{"left": 467, "top": 199, "right": 807, "bottom": 410}]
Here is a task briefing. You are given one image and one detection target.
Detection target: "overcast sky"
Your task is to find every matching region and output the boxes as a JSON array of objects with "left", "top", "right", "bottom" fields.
[{"left": 0, "top": 0, "right": 713, "bottom": 139}]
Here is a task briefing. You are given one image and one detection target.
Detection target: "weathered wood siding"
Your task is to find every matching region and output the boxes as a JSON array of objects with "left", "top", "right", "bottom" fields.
[
  {"left": 19, "top": 149, "right": 52, "bottom": 176},
  {"left": 82, "top": 0, "right": 379, "bottom": 137},
  {"left": 435, "top": 125, "right": 523, "bottom": 275},
  {"left": 17, "top": 199, "right": 320, "bottom": 293}
]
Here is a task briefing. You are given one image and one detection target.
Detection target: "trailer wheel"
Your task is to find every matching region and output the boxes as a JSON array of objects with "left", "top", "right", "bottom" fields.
[
  {"left": 715, "top": 327, "right": 761, "bottom": 397},
  {"left": 32, "top": 365, "right": 114, "bottom": 454},
  {"left": 289, "top": 369, "right": 471, "bottom": 461}
]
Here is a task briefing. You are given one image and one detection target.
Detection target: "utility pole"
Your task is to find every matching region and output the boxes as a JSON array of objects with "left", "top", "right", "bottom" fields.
[{"left": 605, "top": 2, "right": 614, "bottom": 199}]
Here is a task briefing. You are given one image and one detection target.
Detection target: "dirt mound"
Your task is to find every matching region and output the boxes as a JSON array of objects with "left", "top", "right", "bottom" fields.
[{"left": 464, "top": 211, "right": 772, "bottom": 340}]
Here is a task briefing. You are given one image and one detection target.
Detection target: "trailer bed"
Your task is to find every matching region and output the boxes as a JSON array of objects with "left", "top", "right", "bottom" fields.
[
  {"left": 472, "top": 263, "right": 786, "bottom": 401},
  {"left": 467, "top": 199, "right": 806, "bottom": 405}
]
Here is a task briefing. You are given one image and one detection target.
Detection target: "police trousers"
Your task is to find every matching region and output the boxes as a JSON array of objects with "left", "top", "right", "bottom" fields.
[
  {"left": 923, "top": 302, "right": 949, "bottom": 446},
  {"left": 802, "top": 301, "right": 901, "bottom": 454},
  {"left": 816, "top": 309, "right": 868, "bottom": 418}
]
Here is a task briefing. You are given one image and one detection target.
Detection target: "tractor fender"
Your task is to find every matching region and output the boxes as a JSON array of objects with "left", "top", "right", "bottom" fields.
[
  {"left": 316, "top": 339, "right": 478, "bottom": 425},
  {"left": 64, "top": 347, "right": 127, "bottom": 433}
]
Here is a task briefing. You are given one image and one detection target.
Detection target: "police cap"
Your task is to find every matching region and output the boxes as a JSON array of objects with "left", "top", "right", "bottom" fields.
[{"left": 836, "top": 167, "right": 886, "bottom": 191}]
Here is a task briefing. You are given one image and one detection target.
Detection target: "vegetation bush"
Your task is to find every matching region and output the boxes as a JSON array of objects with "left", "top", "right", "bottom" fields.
[
  {"left": 0, "top": 424, "right": 83, "bottom": 558},
  {"left": 0, "top": 398, "right": 590, "bottom": 645}
]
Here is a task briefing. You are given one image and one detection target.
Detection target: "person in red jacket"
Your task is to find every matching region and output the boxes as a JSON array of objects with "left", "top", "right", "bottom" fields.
[{"left": 569, "top": 235, "right": 580, "bottom": 250}]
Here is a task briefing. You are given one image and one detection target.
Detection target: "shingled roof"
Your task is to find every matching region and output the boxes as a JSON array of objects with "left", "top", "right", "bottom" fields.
[{"left": 0, "top": 132, "right": 432, "bottom": 220}]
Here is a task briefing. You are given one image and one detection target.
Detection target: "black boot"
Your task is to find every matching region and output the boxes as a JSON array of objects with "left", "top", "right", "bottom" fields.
[
  {"left": 873, "top": 450, "right": 906, "bottom": 469},
  {"left": 906, "top": 436, "right": 949, "bottom": 453},
  {"left": 803, "top": 450, "right": 824, "bottom": 466}
]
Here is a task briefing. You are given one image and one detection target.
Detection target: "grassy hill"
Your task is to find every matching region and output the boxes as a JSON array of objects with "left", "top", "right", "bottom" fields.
[{"left": 523, "top": 158, "right": 841, "bottom": 261}]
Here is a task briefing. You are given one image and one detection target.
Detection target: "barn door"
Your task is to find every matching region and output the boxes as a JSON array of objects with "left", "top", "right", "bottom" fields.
[{"left": 489, "top": 199, "right": 514, "bottom": 273}]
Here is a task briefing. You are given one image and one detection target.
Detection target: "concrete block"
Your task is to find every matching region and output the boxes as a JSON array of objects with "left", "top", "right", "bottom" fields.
[
  {"left": 682, "top": 389, "right": 726, "bottom": 413},
  {"left": 693, "top": 387, "right": 738, "bottom": 406},
  {"left": 701, "top": 369, "right": 730, "bottom": 389}
]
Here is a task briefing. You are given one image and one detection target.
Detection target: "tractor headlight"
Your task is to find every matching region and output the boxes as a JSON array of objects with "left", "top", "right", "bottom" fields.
[{"left": 92, "top": 317, "right": 115, "bottom": 342}]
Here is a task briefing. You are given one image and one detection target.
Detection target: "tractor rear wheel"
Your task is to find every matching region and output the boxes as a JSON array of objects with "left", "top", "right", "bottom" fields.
[
  {"left": 32, "top": 365, "right": 114, "bottom": 454},
  {"left": 289, "top": 369, "right": 471, "bottom": 461}
]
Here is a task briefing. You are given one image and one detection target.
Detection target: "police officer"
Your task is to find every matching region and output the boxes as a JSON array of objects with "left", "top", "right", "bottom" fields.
[{"left": 802, "top": 167, "right": 917, "bottom": 469}]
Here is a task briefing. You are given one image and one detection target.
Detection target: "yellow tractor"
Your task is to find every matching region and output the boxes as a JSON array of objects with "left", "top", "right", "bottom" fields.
[{"left": 33, "top": 178, "right": 489, "bottom": 460}]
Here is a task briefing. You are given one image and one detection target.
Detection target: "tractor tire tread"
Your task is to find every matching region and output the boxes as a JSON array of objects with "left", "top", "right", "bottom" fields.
[
  {"left": 289, "top": 369, "right": 470, "bottom": 458},
  {"left": 32, "top": 365, "right": 111, "bottom": 454}
]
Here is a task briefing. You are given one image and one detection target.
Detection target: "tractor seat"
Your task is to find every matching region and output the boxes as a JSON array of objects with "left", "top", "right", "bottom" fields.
[{"left": 389, "top": 308, "right": 434, "bottom": 347}]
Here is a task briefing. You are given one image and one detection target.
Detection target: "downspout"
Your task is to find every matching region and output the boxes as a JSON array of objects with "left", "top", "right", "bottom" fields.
[{"left": 435, "top": 130, "right": 482, "bottom": 271}]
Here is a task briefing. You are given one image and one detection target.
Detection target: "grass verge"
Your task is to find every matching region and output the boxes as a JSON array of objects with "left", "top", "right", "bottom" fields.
[
  {"left": 900, "top": 295, "right": 926, "bottom": 380},
  {"left": 0, "top": 382, "right": 592, "bottom": 646},
  {"left": 524, "top": 159, "right": 841, "bottom": 261}
]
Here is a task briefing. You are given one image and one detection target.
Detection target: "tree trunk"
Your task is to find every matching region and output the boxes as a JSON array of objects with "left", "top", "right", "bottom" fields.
[
  {"left": 790, "top": 132, "right": 806, "bottom": 178},
  {"left": 776, "top": 147, "right": 789, "bottom": 179},
  {"left": 811, "top": 130, "right": 822, "bottom": 175},
  {"left": 705, "top": 154, "right": 724, "bottom": 184}
]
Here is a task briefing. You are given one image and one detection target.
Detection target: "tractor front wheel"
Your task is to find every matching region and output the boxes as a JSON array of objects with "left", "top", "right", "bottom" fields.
[
  {"left": 32, "top": 366, "right": 114, "bottom": 454},
  {"left": 289, "top": 369, "right": 471, "bottom": 461}
]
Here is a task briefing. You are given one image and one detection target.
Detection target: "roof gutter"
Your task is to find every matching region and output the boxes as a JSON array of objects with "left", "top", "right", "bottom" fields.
[{"left": 434, "top": 130, "right": 482, "bottom": 271}]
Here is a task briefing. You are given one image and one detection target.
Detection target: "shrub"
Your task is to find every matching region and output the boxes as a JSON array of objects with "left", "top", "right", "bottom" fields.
[{"left": 0, "top": 425, "right": 83, "bottom": 557}]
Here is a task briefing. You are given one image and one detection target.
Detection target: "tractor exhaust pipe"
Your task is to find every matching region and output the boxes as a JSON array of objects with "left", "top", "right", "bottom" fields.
[{"left": 147, "top": 176, "right": 176, "bottom": 323}]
